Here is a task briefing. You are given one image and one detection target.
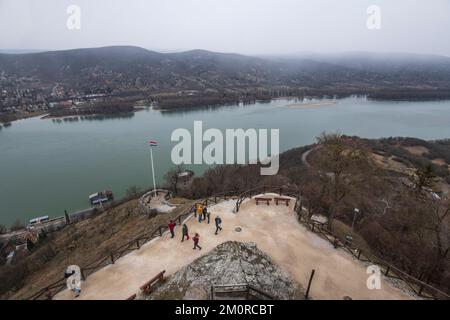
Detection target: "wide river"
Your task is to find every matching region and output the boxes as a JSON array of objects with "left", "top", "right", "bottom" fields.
[{"left": 1, "top": 97, "right": 450, "bottom": 226}]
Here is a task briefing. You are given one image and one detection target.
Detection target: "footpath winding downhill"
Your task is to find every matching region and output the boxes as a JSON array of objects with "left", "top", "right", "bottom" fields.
[{"left": 54, "top": 194, "right": 413, "bottom": 300}]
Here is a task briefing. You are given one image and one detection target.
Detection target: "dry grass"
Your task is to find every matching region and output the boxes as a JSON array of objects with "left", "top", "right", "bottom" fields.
[
  {"left": 167, "top": 197, "right": 190, "bottom": 205},
  {"left": 332, "top": 220, "right": 372, "bottom": 255},
  {"left": 403, "top": 146, "right": 430, "bottom": 156},
  {"left": 370, "top": 152, "right": 413, "bottom": 175}
]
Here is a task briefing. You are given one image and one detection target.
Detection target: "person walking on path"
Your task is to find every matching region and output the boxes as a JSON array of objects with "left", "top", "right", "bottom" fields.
[
  {"left": 193, "top": 233, "right": 202, "bottom": 250},
  {"left": 197, "top": 204, "right": 203, "bottom": 223},
  {"left": 181, "top": 223, "right": 190, "bottom": 242},
  {"left": 168, "top": 220, "right": 176, "bottom": 238},
  {"left": 215, "top": 215, "right": 222, "bottom": 235},
  {"left": 206, "top": 209, "right": 211, "bottom": 224},
  {"left": 202, "top": 206, "right": 209, "bottom": 223}
]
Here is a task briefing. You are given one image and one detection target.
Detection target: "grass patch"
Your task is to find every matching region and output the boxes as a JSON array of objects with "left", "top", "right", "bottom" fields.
[{"left": 168, "top": 197, "right": 190, "bottom": 205}]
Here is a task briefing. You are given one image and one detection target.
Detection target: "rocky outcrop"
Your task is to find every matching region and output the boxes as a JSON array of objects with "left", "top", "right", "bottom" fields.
[{"left": 148, "top": 241, "right": 305, "bottom": 300}]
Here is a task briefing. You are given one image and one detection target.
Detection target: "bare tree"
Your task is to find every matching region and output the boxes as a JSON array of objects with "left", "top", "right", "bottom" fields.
[
  {"left": 125, "top": 185, "right": 142, "bottom": 199},
  {"left": 422, "top": 201, "right": 450, "bottom": 282},
  {"left": 302, "top": 178, "right": 327, "bottom": 219},
  {"left": 409, "top": 164, "right": 438, "bottom": 197},
  {"left": 315, "top": 132, "right": 370, "bottom": 230},
  {"left": 164, "top": 165, "right": 185, "bottom": 195},
  {"left": 10, "top": 219, "right": 25, "bottom": 231}
]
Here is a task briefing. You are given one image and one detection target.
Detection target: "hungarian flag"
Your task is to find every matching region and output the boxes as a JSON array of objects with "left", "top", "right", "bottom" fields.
[{"left": 149, "top": 140, "right": 158, "bottom": 147}]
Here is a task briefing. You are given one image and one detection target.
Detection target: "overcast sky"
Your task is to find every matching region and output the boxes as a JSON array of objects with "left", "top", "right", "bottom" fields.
[{"left": 0, "top": 0, "right": 449, "bottom": 56}]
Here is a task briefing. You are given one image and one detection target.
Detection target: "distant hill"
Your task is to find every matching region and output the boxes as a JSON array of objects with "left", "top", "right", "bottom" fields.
[
  {"left": 0, "top": 49, "right": 46, "bottom": 54},
  {"left": 2, "top": 46, "right": 450, "bottom": 93}
]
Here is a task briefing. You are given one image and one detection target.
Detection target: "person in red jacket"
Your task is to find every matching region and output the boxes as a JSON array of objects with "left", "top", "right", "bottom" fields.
[
  {"left": 193, "top": 233, "right": 202, "bottom": 250},
  {"left": 168, "top": 220, "right": 176, "bottom": 238}
]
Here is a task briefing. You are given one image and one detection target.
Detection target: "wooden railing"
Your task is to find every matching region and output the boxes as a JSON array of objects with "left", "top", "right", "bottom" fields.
[
  {"left": 25, "top": 184, "right": 449, "bottom": 300},
  {"left": 210, "top": 283, "right": 274, "bottom": 300},
  {"left": 295, "top": 211, "right": 450, "bottom": 300},
  {"left": 26, "top": 278, "right": 69, "bottom": 300},
  {"left": 24, "top": 189, "right": 238, "bottom": 300}
]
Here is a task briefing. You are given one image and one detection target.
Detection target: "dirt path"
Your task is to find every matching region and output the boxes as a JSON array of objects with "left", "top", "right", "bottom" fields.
[
  {"left": 301, "top": 145, "right": 321, "bottom": 168},
  {"left": 54, "top": 195, "right": 412, "bottom": 300}
]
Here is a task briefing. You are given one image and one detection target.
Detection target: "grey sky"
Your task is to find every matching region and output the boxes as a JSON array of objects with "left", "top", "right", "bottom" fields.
[{"left": 0, "top": 0, "right": 449, "bottom": 56}]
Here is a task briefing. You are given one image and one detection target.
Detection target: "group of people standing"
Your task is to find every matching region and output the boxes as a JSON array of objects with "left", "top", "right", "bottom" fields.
[{"left": 167, "top": 203, "right": 223, "bottom": 251}]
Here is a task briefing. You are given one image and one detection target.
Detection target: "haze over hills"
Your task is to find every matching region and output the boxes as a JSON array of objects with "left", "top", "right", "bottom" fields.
[
  {"left": 2, "top": 46, "right": 450, "bottom": 92},
  {"left": 2, "top": 45, "right": 450, "bottom": 122}
]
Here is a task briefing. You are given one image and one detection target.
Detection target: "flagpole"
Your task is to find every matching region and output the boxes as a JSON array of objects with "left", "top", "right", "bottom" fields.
[{"left": 150, "top": 146, "right": 156, "bottom": 197}]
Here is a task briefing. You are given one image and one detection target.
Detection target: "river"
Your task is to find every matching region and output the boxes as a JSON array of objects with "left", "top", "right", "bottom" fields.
[{"left": 1, "top": 97, "right": 450, "bottom": 226}]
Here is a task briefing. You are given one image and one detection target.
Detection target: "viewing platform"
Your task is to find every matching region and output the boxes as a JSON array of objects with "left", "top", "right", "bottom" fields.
[{"left": 54, "top": 193, "right": 412, "bottom": 300}]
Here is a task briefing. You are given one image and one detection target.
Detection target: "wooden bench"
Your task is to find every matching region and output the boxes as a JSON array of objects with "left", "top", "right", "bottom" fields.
[
  {"left": 139, "top": 270, "right": 166, "bottom": 295},
  {"left": 274, "top": 197, "right": 291, "bottom": 206},
  {"left": 255, "top": 197, "right": 272, "bottom": 206}
]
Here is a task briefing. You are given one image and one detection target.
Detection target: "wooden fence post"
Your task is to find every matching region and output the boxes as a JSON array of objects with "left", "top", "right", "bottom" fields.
[
  {"left": 311, "top": 224, "right": 315, "bottom": 232},
  {"left": 333, "top": 238, "right": 339, "bottom": 248},
  {"left": 178, "top": 216, "right": 181, "bottom": 224},
  {"left": 80, "top": 268, "right": 86, "bottom": 281},
  {"left": 418, "top": 284, "right": 424, "bottom": 296},
  {"left": 110, "top": 253, "right": 115, "bottom": 264},
  {"left": 385, "top": 266, "right": 390, "bottom": 276},
  {"left": 64, "top": 209, "right": 71, "bottom": 224},
  {"left": 159, "top": 226, "right": 162, "bottom": 237},
  {"left": 136, "top": 239, "right": 140, "bottom": 249},
  {"left": 305, "top": 269, "right": 315, "bottom": 299},
  {"left": 357, "top": 250, "right": 362, "bottom": 260},
  {"left": 45, "top": 288, "right": 53, "bottom": 300}
]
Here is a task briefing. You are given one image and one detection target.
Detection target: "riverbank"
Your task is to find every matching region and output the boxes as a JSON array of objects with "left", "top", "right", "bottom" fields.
[
  {"left": 279, "top": 100, "right": 337, "bottom": 109},
  {"left": 40, "top": 106, "right": 146, "bottom": 121},
  {"left": 0, "top": 110, "right": 48, "bottom": 125}
]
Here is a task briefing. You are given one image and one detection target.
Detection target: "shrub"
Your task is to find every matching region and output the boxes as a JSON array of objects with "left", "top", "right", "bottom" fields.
[{"left": 10, "top": 219, "right": 25, "bottom": 232}]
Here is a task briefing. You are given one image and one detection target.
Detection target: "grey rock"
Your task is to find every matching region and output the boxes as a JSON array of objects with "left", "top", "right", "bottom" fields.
[{"left": 149, "top": 241, "right": 305, "bottom": 300}]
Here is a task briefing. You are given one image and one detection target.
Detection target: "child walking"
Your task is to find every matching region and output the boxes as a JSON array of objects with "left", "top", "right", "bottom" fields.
[{"left": 193, "top": 233, "right": 202, "bottom": 250}]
